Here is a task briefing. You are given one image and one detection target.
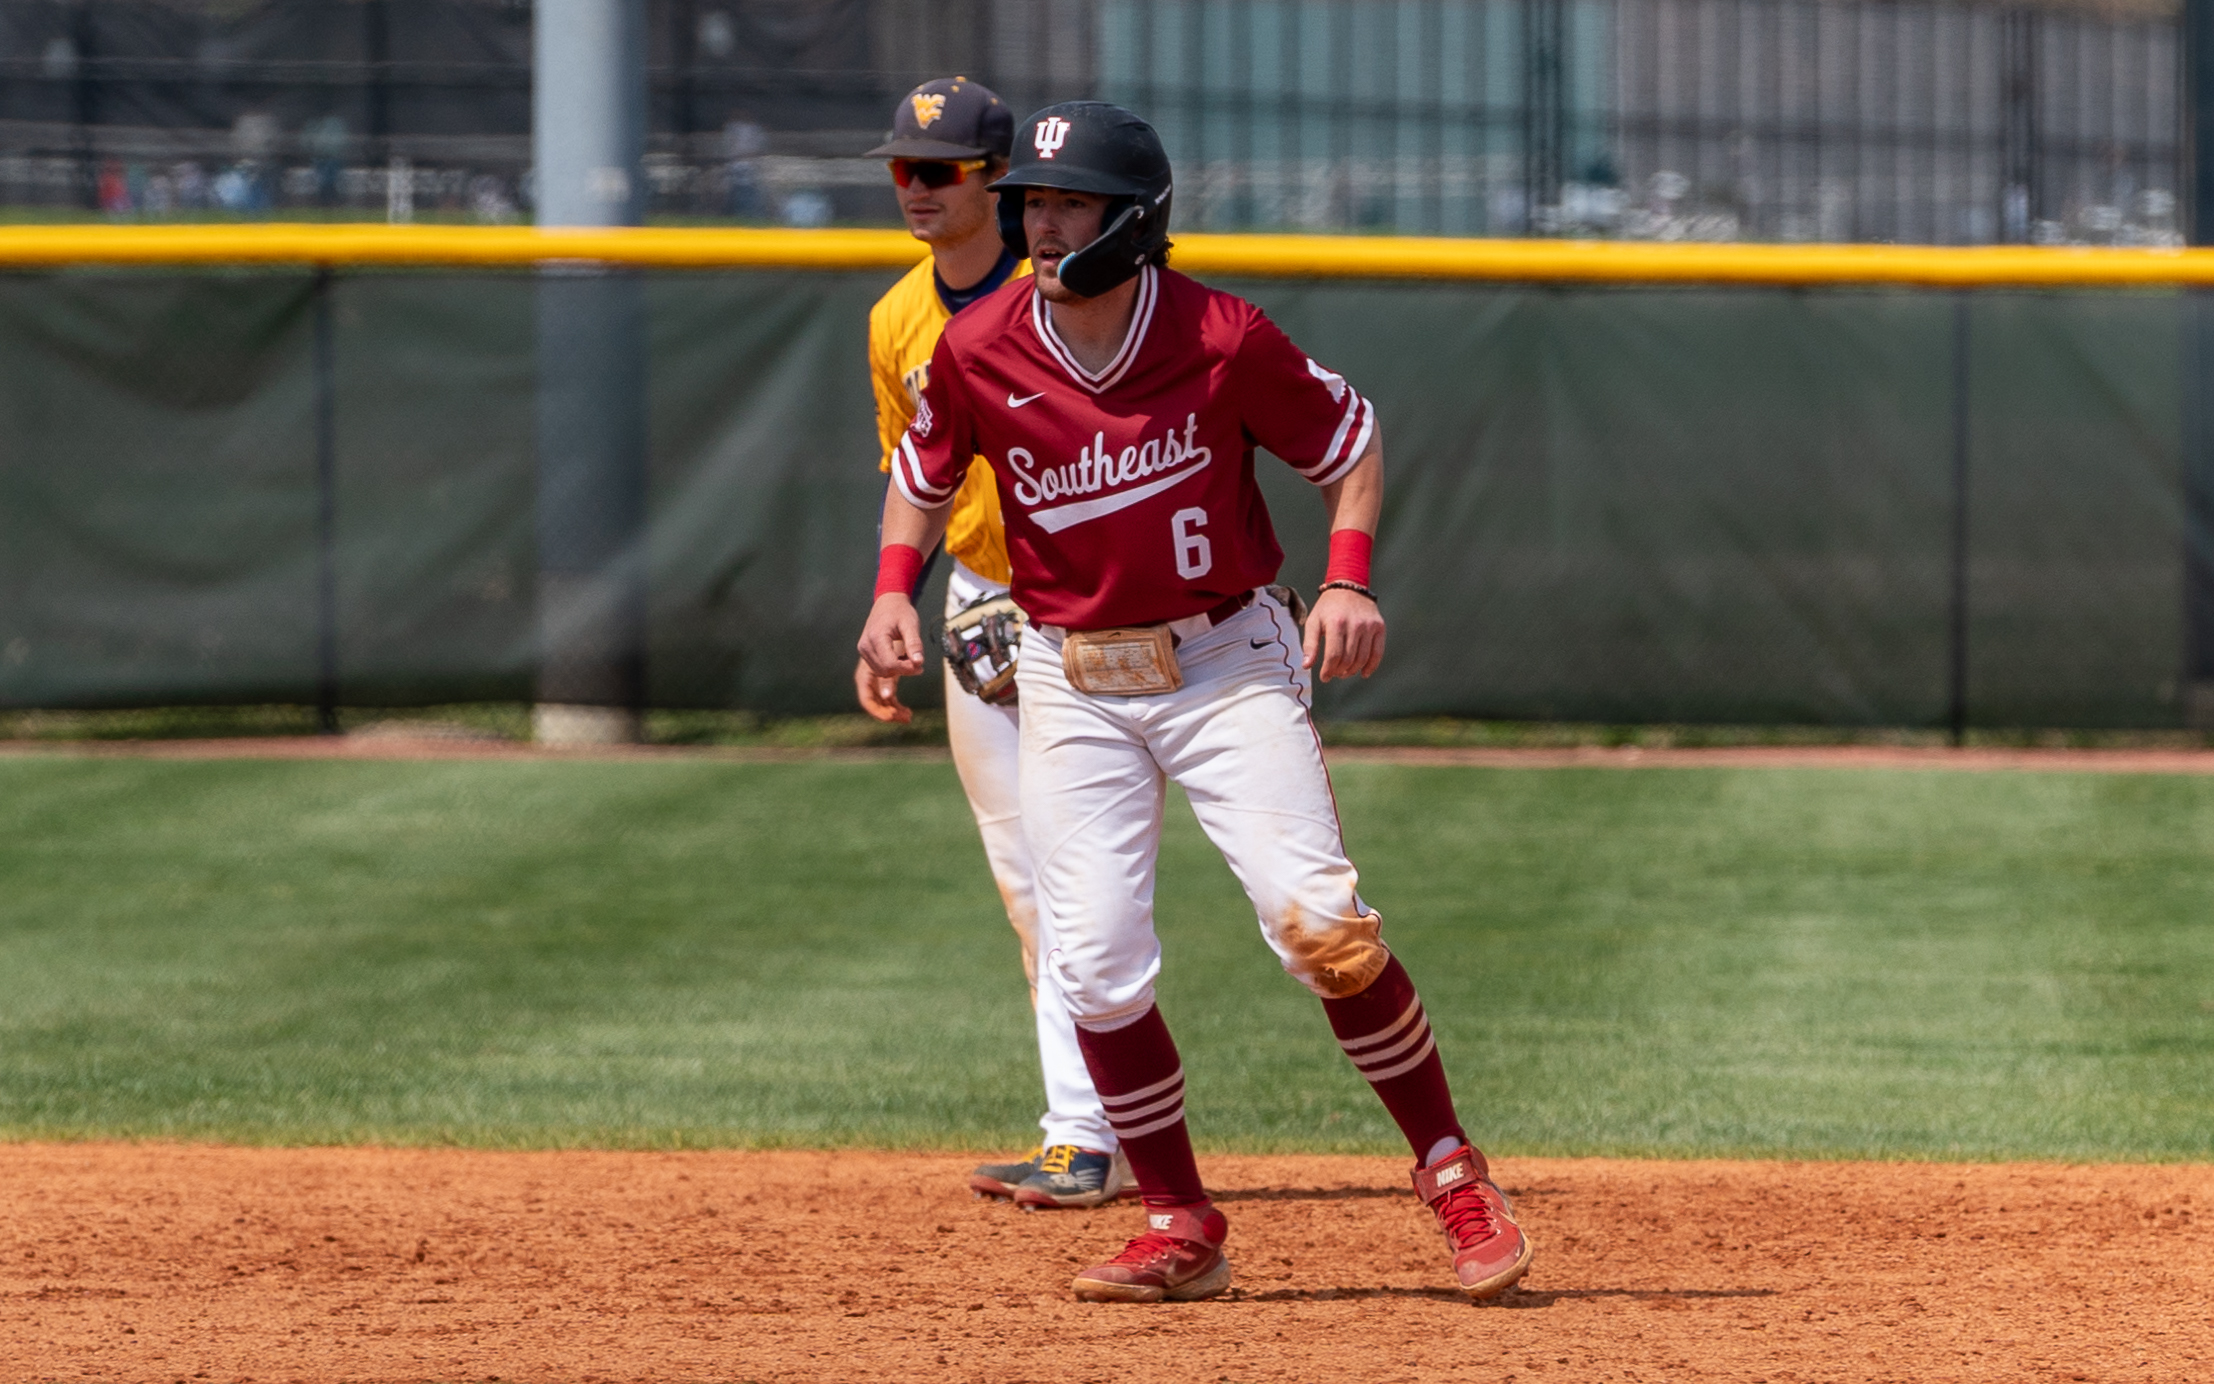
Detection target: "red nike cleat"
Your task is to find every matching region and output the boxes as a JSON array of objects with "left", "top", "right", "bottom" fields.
[
  {"left": 1413, "top": 1144, "right": 1535, "bottom": 1300},
  {"left": 1070, "top": 1202, "right": 1231, "bottom": 1303}
]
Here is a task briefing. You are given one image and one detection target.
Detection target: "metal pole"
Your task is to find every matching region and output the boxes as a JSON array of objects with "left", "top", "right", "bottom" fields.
[
  {"left": 533, "top": 0, "right": 648, "bottom": 745},
  {"left": 1948, "top": 295, "right": 1971, "bottom": 747},
  {"left": 1999, "top": 11, "right": 2037, "bottom": 244},
  {"left": 314, "top": 269, "right": 341, "bottom": 736},
  {"left": 2186, "top": 0, "right": 2214, "bottom": 727},
  {"left": 70, "top": 1, "right": 98, "bottom": 211},
  {"left": 1523, "top": 0, "right": 1564, "bottom": 234},
  {"left": 365, "top": 0, "right": 391, "bottom": 167},
  {"left": 672, "top": 0, "right": 698, "bottom": 147}
]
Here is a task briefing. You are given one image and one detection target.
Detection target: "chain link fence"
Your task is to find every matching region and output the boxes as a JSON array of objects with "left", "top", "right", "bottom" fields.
[{"left": 0, "top": 0, "right": 2182, "bottom": 243}]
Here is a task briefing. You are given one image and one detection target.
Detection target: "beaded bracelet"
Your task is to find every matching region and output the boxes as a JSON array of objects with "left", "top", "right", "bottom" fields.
[{"left": 1318, "top": 579, "right": 1378, "bottom": 602}]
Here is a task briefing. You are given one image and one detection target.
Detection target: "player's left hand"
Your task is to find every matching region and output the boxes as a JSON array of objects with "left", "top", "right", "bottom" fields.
[
  {"left": 854, "top": 656, "right": 913, "bottom": 724},
  {"left": 1304, "top": 587, "right": 1385, "bottom": 682}
]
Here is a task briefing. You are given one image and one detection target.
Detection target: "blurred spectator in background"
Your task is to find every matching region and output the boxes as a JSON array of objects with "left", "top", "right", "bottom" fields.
[
  {"left": 97, "top": 160, "right": 128, "bottom": 216},
  {"left": 172, "top": 162, "right": 209, "bottom": 211},
  {"left": 304, "top": 116, "right": 349, "bottom": 209},
  {"left": 780, "top": 190, "right": 831, "bottom": 228},
  {"left": 724, "top": 120, "right": 767, "bottom": 219},
  {"left": 469, "top": 174, "right": 515, "bottom": 223},
  {"left": 140, "top": 167, "right": 173, "bottom": 215}
]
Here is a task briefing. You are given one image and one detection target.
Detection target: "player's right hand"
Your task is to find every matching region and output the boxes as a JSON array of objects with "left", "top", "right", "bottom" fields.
[
  {"left": 1304, "top": 585, "right": 1387, "bottom": 682},
  {"left": 854, "top": 656, "right": 912, "bottom": 724},
  {"left": 858, "top": 593, "right": 927, "bottom": 679}
]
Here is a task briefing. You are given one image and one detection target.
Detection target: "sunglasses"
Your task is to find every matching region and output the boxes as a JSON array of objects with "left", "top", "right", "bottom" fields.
[{"left": 888, "top": 158, "right": 989, "bottom": 190}]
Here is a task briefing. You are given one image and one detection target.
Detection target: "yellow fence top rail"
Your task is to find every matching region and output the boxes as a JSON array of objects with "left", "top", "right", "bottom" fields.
[{"left": 3, "top": 222, "right": 2213, "bottom": 286}]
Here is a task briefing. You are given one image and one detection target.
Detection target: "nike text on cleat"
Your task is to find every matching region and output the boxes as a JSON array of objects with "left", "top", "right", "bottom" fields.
[
  {"left": 1412, "top": 1144, "right": 1535, "bottom": 1301},
  {"left": 968, "top": 1146, "right": 1045, "bottom": 1199},
  {"left": 1071, "top": 1202, "right": 1231, "bottom": 1303},
  {"left": 1007, "top": 390, "right": 1046, "bottom": 408},
  {"left": 1013, "top": 1146, "right": 1135, "bottom": 1209}
]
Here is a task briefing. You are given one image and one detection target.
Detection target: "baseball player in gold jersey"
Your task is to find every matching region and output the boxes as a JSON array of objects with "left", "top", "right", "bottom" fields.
[{"left": 856, "top": 77, "right": 1129, "bottom": 1208}]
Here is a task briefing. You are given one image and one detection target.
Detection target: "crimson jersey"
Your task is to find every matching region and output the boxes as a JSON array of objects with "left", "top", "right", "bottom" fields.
[{"left": 891, "top": 265, "right": 1375, "bottom": 630}]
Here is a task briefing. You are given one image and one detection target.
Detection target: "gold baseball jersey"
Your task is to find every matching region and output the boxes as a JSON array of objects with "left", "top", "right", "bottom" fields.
[{"left": 870, "top": 254, "right": 1027, "bottom": 585}]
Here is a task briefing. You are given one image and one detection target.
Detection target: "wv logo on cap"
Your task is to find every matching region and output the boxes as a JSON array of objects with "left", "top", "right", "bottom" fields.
[
  {"left": 911, "top": 93, "right": 947, "bottom": 128},
  {"left": 1034, "top": 116, "right": 1072, "bottom": 159}
]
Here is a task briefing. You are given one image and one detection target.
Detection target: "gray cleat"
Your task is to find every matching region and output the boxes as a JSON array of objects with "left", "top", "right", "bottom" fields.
[{"left": 969, "top": 1146, "right": 1044, "bottom": 1199}]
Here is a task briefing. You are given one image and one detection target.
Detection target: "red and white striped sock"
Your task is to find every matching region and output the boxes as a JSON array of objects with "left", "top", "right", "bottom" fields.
[
  {"left": 1074, "top": 1005, "right": 1208, "bottom": 1208},
  {"left": 1321, "top": 956, "right": 1467, "bottom": 1161}
]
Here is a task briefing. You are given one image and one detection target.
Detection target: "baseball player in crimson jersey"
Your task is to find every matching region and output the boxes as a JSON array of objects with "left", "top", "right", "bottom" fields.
[
  {"left": 858, "top": 101, "right": 1534, "bottom": 1303},
  {"left": 856, "top": 78, "right": 1133, "bottom": 1209}
]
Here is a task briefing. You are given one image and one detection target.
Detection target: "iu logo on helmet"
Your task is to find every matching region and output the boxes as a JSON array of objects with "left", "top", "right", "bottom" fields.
[{"left": 1034, "top": 116, "right": 1072, "bottom": 159}]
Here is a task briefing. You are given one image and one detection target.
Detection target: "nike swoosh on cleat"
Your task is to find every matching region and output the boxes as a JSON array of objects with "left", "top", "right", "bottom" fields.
[{"left": 1007, "top": 390, "right": 1046, "bottom": 408}]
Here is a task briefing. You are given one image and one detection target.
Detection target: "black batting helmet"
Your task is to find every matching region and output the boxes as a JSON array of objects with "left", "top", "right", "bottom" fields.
[{"left": 990, "top": 102, "right": 1172, "bottom": 298}]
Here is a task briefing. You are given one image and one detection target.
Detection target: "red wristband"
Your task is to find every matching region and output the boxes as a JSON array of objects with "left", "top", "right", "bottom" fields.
[
  {"left": 1325, "top": 529, "right": 1373, "bottom": 587},
  {"left": 874, "top": 543, "right": 926, "bottom": 599}
]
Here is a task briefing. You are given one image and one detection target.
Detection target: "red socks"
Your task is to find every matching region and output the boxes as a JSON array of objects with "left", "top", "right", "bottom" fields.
[
  {"left": 1073, "top": 1006, "right": 1208, "bottom": 1208},
  {"left": 1076, "top": 961, "right": 1466, "bottom": 1206},
  {"left": 1321, "top": 955, "right": 1467, "bottom": 1161}
]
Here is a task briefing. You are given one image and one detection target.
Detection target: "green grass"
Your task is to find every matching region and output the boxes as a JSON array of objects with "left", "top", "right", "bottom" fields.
[
  {"left": 16, "top": 702, "right": 2214, "bottom": 751},
  {"left": 1, "top": 755, "right": 2210, "bottom": 1160},
  {"left": 0, "top": 703, "right": 951, "bottom": 750}
]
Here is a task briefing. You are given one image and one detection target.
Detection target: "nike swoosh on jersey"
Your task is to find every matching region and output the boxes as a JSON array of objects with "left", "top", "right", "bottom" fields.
[
  {"left": 1007, "top": 390, "right": 1046, "bottom": 408},
  {"left": 1028, "top": 458, "right": 1210, "bottom": 534}
]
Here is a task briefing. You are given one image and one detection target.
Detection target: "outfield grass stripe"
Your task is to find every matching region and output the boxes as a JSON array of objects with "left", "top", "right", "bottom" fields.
[{"left": 2, "top": 759, "right": 2209, "bottom": 1158}]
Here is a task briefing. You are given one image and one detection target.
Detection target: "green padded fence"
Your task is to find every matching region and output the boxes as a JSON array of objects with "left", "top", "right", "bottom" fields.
[{"left": 0, "top": 269, "right": 2189, "bottom": 726}]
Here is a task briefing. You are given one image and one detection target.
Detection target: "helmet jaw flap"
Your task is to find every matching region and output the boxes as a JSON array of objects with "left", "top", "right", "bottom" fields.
[{"left": 1053, "top": 183, "right": 1172, "bottom": 298}]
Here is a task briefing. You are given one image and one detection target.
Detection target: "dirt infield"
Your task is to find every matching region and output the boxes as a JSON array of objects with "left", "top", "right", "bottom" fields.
[
  {"left": 11, "top": 734, "right": 2214, "bottom": 775},
  {"left": 2, "top": 1146, "right": 2206, "bottom": 1383}
]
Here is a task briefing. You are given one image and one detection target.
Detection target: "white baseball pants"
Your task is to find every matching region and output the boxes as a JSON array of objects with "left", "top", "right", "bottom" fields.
[
  {"left": 942, "top": 559, "right": 1114, "bottom": 1152},
  {"left": 1017, "top": 589, "right": 1389, "bottom": 1032}
]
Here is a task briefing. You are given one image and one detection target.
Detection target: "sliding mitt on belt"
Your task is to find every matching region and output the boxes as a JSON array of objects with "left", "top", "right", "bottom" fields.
[{"left": 941, "top": 593, "right": 1027, "bottom": 706}]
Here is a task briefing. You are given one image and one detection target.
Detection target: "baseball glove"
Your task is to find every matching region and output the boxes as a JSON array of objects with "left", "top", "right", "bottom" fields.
[{"left": 942, "top": 593, "right": 1027, "bottom": 706}]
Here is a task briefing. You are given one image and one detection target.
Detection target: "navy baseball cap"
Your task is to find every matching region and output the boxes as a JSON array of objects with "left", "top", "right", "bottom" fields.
[{"left": 867, "top": 77, "right": 1014, "bottom": 161}]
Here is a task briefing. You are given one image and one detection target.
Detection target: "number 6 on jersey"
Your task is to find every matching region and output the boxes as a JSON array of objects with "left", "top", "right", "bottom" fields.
[{"left": 1171, "top": 507, "right": 1212, "bottom": 579}]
